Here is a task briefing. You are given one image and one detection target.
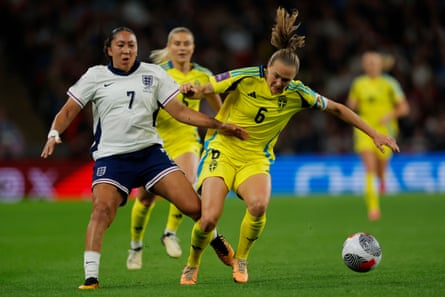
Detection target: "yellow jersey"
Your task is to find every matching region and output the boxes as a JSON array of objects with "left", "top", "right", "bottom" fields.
[
  {"left": 348, "top": 74, "right": 405, "bottom": 136},
  {"left": 204, "top": 66, "right": 328, "bottom": 162},
  {"left": 156, "top": 61, "right": 214, "bottom": 154}
]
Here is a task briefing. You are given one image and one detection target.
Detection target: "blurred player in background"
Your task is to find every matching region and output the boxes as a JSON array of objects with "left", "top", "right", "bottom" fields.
[
  {"left": 126, "top": 27, "right": 234, "bottom": 269},
  {"left": 347, "top": 51, "right": 409, "bottom": 221},
  {"left": 178, "top": 7, "right": 401, "bottom": 285},
  {"left": 40, "top": 26, "right": 247, "bottom": 290}
]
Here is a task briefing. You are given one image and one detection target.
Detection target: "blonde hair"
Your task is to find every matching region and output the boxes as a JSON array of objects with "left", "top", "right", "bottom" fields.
[
  {"left": 381, "top": 53, "right": 395, "bottom": 72},
  {"left": 150, "top": 27, "right": 194, "bottom": 64},
  {"left": 268, "top": 7, "right": 305, "bottom": 73}
]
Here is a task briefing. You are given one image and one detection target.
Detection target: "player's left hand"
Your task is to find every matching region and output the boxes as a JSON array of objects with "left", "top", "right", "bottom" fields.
[{"left": 373, "top": 134, "right": 399, "bottom": 153}]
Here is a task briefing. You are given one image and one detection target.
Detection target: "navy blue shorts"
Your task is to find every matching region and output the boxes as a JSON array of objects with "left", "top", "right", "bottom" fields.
[{"left": 92, "top": 144, "right": 180, "bottom": 205}]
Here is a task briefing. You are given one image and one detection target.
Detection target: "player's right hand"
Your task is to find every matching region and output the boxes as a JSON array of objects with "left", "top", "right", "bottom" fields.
[
  {"left": 179, "top": 83, "right": 196, "bottom": 98},
  {"left": 218, "top": 123, "right": 249, "bottom": 140},
  {"left": 41, "top": 137, "right": 62, "bottom": 159}
]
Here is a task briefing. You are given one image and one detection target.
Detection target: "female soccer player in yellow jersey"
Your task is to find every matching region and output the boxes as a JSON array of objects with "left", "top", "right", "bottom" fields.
[
  {"left": 347, "top": 51, "right": 409, "bottom": 221},
  {"left": 178, "top": 7, "right": 401, "bottom": 285},
  {"left": 127, "top": 27, "right": 234, "bottom": 269}
]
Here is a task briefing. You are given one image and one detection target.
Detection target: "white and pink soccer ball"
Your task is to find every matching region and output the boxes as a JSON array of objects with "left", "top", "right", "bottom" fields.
[{"left": 342, "top": 232, "right": 382, "bottom": 272}]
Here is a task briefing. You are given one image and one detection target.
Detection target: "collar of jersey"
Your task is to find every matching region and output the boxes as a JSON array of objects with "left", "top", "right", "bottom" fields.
[
  {"left": 107, "top": 60, "right": 141, "bottom": 76},
  {"left": 167, "top": 60, "right": 195, "bottom": 71}
]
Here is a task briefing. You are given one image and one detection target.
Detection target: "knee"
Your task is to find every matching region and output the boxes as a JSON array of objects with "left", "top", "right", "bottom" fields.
[
  {"left": 199, "top": 215, "right": 218, "bottom": 232},
  {"left": 247, "top": 201, "right": 268, "bottom": 217},
  {"left": 136, "top": 186, "right": 154, "bottom": 204},
  {"left": 91, "top": 201, "right": 118, "bottom": 228},
  {"left": 138, "top": 191, "right": 155, "bottom": 207}
]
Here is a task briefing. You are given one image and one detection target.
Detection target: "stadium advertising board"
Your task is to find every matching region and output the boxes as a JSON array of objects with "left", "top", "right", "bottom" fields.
[
  {"left": 0, "top": 160, "right": 92, "bottom": 202},
  {"left": 0, "top": 153, "right": 444, "bottom": 201},
  {"left": 271, "top": 153, "right": 445, "bottom": 195}
]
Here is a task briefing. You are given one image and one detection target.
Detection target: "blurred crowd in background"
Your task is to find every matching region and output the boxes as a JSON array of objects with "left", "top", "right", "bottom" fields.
[{"left": 1, "top": 0, "right": 444, "bottom": 160}]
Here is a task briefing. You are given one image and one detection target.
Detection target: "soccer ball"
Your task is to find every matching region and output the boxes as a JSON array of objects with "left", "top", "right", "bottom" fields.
[{"left": 341, "top": 232, "right": 382, "bottom": 272}]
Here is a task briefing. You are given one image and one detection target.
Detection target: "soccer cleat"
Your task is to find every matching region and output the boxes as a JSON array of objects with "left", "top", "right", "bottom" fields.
[
  {"left": 180, "top": 265, "right": 199, "bottom": 285},
  {"left": 78, "top": 277, "right": 99, "bottom": 289},
  {"left": 368, "top": 209, "right": 381, "bottom": 221},
  {"left": 232, "top": 258, "right": 248, "bottom": 283},
  {"left": 161, "top": 233, "right": 182, "bottom": 258},
  {"left": 210, "top": 234, "right": 235, "bottom": 266},
  {"left": 127, "top": 247, "right": 143, "bottom": 270}
]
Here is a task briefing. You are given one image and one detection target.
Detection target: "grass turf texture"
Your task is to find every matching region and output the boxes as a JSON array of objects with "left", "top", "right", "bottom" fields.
[{"left": 0, "top": 193, "right": 444, "bottom": 297}]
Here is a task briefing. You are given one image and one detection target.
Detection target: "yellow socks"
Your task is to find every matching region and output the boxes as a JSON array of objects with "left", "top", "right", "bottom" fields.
[
  {"left": 130, "top": 198, "right": 155, "bottom": 246},
  {"left": 235, "top": 210, "right": 266, "bottom": 259},
  {"left": 187, "top": 222, "right": 213, "bottom": 267},
  {"left": 365, "top": 172, "right": 380, "bottom": 212},
  {"left": 164, "top": 203, "right": 183, "bottom": 234}
]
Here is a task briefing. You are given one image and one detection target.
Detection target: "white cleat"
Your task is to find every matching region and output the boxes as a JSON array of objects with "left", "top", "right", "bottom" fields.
[
  {"left": 126, "top": 248, "right": 142, "bottom": 270},
  {"left": 161, "top": 233, "right": 182, "bottom": 258}
]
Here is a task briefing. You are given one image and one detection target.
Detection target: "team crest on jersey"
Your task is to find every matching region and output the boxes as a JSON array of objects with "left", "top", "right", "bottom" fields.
[
  {"left": 277, "top": 96, "right": 287, "bottom": 112},
  {"left": 142, "top": 75, "right": 153, "bottom": 89},
  {"left": 209, "top": 160, "right": 218, "bottom": 172},
  {"left": 96, "top": 166, "right": 106, "bottom": 176}
]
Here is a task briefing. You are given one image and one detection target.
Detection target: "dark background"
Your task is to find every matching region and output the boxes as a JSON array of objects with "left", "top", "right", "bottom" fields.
[{"left": 1, "top": 0, "right": 444, "bottom": 160}]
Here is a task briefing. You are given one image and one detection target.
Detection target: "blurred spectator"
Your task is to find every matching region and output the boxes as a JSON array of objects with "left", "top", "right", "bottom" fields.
[{"left": 0, "top": 110, "right": 25, "bottom": 159}]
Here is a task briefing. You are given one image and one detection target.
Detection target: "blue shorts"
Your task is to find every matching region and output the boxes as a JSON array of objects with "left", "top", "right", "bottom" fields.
[{"left": 92, "top": 144, "right": 180, "bottom": 205}]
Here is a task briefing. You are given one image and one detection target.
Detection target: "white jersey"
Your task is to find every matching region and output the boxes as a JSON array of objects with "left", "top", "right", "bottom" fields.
[{"left": 67, "top": 61, "right": 179, "bottom": 160}]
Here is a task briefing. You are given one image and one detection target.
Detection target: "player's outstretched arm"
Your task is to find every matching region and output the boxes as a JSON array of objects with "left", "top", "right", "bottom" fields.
[
  {"left": 180, "top": 83, "right": 222, "bottom": 112},
  {"left": 204, "top": 93, "right": 223, "bottom": 113},
  {"left": 41, "top": 98, "right": 82, "bottom": 159},
  {"left": 164, "top": 97, "right": 248, "bottom": 140},
  {"left": 179, "top": 83, "right": 215, "bottom": 99},
  {"left": 326, "top": 99, "right": 400, "bottom": 153}
]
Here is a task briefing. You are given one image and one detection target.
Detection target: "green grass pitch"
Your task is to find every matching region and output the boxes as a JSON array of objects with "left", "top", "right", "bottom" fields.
[{"left": 0, "top": 193, "right": 444, "bottom": 297}]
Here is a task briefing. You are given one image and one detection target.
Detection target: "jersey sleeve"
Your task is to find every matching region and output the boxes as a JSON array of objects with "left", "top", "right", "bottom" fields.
[
  {"left": 291, "top": 81, "right": 328, "bottom": 111},
  {"left": 384, "top": 74, "right": 406, "bottom": 103},
  {"left": 156, "top": 66, "right": 180, "bottom": 107},
  {"left": 67, "top": 67, "right": 98, "bottom": 108},
  {"left": 210, "top": 66, "right": 263, "bottom": 93}
]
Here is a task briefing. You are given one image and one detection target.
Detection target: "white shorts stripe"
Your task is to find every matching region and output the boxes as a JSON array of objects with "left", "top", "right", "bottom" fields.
[
  {"left": 144, "top": 166, "right": 181, "bottom": 190},
  {"left": 92, "top": 178, "right": 129, "bottom": 194}
]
